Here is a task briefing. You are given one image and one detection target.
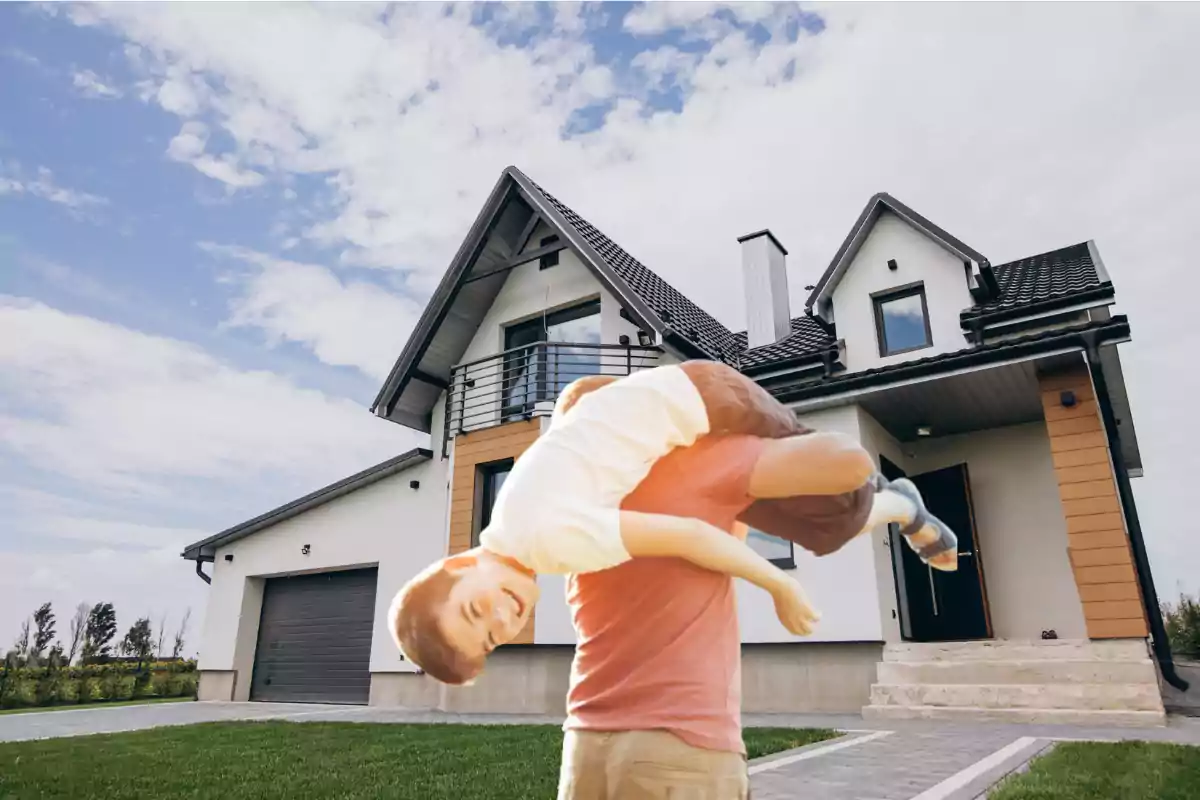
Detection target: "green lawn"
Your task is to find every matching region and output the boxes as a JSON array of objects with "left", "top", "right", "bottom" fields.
[
  {"left": 990, "top": 741, "right": 1200, "bottom": 800},
  {"left": 0, "top": 722, "right": 836, "bottom": 800},
  {"left": 0, "top": 697, "right": 193, "bottom": 716}
]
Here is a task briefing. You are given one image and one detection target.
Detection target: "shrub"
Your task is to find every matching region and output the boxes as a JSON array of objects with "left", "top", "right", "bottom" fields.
[{"left": 1163, "top": 592, "right": 1200, "bottom": 660}]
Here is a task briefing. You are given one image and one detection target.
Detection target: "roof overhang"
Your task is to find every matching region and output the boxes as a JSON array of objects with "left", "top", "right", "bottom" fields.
[
  {"left": 370, "top": 167, "right": 681, "bottom": 432},
  {"left": 181, "top": 448, "right": 432, "bottom": 562},
  {"left": 806, "top": 192, "right": 991, "bottom": 320}
]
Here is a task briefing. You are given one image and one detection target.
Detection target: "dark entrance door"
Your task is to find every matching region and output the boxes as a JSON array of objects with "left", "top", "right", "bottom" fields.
[
  {"left": 881, "top": 459, "right": 991, "bottom": 643},
  {"left": 250, "top": 567, "right": 378, "bottom": 704}
]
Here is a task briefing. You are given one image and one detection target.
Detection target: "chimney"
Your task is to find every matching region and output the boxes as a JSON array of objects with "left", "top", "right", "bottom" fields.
[{"left": 737, "top": 229, "right": 791, "bottom": 349}]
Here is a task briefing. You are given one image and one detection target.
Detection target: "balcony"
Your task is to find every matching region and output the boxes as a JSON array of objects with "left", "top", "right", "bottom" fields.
[{"left": 444, "top": 341, "right": 661, "bottom": 446}]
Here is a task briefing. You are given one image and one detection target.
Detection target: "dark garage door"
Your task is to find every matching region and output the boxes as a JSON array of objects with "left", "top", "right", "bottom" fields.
[{"left": 250, "top": 567, "right": 378, "bottom": 704}]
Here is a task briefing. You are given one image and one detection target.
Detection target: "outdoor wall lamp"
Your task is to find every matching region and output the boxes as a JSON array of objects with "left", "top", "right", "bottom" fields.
[
  {"left": 636, "top": 330, "right": 653, "bottom": 347},
  {"left": 224, "top": 554, "right": 234, "bottom": 563},
  {"left": 1060, "top": 390, "right": 1077, "bottom": 408},
  {"left": 618, "top": 334, "right": 631, "bottom": 345},
  {"left": 409, "top": 480, "right": 420, "bottom": 490},
  {"left": 301, "top": 544, "right": 311, "bottom": 556}
]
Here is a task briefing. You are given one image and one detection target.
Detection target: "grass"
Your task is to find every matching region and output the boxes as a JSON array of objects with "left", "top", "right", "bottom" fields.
[
  {"left": 990, "top": 741, "right": 1200, "bottom": 800},
  {"left": 0, "top": 697, "right": 193, "bottom": 716},
  {"left": 0, "top": 721, "right": 836, "bottom": 800}
]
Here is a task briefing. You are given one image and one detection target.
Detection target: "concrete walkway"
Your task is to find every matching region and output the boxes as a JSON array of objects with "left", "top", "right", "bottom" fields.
[{"left": 2, "top": 703, "right": 1198, "bottom": 799}]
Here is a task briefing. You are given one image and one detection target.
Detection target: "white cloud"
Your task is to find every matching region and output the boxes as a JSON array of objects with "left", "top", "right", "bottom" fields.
[
  {"left": 0, "top": 296, "right": 420, "bottom": 496},
  {"left": 45, "top": 2, "right": 1200, "bottom": 600},
  {"left": 167, "top": 121, "right": 265, "bottom": 188},
  {"left": 0, "top": 161, "right": 109, "bottom": 211},
  {"left": 204, "top": 244, "right": 421, "bottom": 381},
  {"left": 72, "top": 68, "right": 123, "bottom": 98}
]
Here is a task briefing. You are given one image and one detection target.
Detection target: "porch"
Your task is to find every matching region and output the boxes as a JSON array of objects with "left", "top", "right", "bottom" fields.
[{"left": 786, "top": 348, "right": 1148, "bottom": 647}]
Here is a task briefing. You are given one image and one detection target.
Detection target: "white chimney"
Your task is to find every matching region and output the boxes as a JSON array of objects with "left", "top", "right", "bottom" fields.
[{"left": 738, "top": 229, "right": 791, "bottom": 349}]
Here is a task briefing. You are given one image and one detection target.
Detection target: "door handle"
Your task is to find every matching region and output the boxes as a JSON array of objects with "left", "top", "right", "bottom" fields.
[{"left": 959, "top": 551, "right": 974, "bottom": 557}]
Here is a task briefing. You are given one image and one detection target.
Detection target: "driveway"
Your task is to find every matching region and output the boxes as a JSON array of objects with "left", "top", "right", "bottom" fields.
[{"left": 0, "top": 701, "right": 367, "bottom": 743}]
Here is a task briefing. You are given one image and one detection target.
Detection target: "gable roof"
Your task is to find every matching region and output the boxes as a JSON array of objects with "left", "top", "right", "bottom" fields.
[
  {"left": 805, "top": 192, "right": 991, "bottom": 316},
  {"left": 181, "top": 448, "right": 432, "bottom": 562},
  {"left": 372, "top": 169, "right": 1121, "bottom": 432},
  {"left": 371, "top": 166, "right": 736, "bottom": 431}
]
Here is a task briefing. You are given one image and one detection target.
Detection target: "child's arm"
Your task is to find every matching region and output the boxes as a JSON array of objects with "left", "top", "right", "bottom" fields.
[{"left": 618, "top": 510, "right": 819, "bottom": 635}]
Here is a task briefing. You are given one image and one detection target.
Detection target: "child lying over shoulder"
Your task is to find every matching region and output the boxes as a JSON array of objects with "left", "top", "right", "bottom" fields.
[{"left": 388, "top": 361, "right": 958, "bottom": 685}]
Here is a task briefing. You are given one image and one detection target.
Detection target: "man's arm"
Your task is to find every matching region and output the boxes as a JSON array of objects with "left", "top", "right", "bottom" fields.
[
  {"left": 747, "top": 432, "right": 876, "bottom": 499},
  {"left": 618, "top": 510, "right": 819, "bottom": 635}
]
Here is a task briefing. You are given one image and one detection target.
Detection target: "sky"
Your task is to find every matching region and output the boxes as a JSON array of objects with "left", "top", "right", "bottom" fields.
[{"left": 3, "top": 2, "right": 1200, "bottom": 654}]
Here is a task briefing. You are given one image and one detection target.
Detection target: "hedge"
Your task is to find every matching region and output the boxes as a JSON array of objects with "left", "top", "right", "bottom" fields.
[{"left": 0, "top": 660, "right": 199, "bottom": 710}]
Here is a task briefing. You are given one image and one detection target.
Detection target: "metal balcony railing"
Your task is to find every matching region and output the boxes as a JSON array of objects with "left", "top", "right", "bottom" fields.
[{"left": 443, "top": 341, "right": 661, "bottom": 450}]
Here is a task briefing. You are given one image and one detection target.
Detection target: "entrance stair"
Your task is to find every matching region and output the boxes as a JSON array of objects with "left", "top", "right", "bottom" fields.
[{"left": 862, "top": 639, "right": 1167, "bottom": 727}]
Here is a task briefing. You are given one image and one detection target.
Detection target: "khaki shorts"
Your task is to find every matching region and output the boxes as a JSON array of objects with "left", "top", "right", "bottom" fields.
[{"left": 557, "top": 729, "right": 750, "bottom": 800}]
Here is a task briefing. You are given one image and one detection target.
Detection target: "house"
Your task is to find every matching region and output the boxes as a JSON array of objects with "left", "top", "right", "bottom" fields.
[{"left": 182, "top": 166, "right": 1186, "bottom": 725}]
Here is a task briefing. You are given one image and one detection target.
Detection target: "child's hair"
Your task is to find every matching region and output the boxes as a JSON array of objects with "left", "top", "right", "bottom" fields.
[{"left": 389, "top": 560, "right": 485, "bottom": 686}]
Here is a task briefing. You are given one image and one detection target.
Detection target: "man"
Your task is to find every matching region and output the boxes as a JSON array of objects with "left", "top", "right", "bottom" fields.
[{"left": 555, "top": 369, "right": 957, "bottom": 799}]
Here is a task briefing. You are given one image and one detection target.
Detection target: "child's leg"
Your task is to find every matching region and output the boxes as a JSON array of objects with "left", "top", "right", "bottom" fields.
[
  {"left": 861, "top": 479, "right": 958, "bottom": 571},
  {"left": 746, "top": 436, "right": 958, "bottom": 571},
  {"left": 747, "top": 433, "right": 878, "bottom": 498}
]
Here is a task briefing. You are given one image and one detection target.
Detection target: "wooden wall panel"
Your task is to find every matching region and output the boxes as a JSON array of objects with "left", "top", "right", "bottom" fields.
[
  {"left": 447, "top": 419, "right": 542, "bottom": 644},
  {"left": 1039, "top": 366, "right": 1148, "bottom": 639}
]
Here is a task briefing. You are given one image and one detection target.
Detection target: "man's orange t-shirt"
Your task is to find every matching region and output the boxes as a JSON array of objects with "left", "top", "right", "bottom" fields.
[{"left": 564, "top": 433, "right": 767, "bottom": 755}]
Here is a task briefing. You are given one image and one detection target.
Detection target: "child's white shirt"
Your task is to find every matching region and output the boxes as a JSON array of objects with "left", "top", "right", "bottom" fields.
[{"left": 479, "top": 365, "right": 710, "bottom": 575}]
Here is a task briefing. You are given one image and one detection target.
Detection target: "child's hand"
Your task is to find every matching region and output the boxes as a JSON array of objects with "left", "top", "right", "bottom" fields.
[{"left": 770, "top": 576, "right": 821, "bottom": 636}]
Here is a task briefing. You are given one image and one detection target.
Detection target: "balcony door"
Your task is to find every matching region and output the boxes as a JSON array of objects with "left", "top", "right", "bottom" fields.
[{"left": 503, "top": 300, "right": 601, "bottom": 419}]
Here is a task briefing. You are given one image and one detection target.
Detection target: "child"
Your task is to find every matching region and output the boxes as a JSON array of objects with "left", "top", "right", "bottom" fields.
[{"left": 390, "top": 361, "right": 957, "bottom": 685}]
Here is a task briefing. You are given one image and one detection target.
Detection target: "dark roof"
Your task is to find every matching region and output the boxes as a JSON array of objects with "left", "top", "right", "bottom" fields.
[
  {"left": 517, "top": 171, "right": 738, "bottom": 362},
  {"left": 769, "top": 315, "right": 1131, "bottom": 405},
  {"left": 966, "top": 241, "right": 1110, "bottom": 317},
  {"left": 374, "top": 169, "right": 1121, "bottom": 424},
  {"left": 806, "top": 192, "right": 991, "bottom": 314},
  {"left": 733, "top": 316, "right": 835, "bottom": 370},
  {"left": 181, "top": 448, "right": 432, "bottom": 561}
]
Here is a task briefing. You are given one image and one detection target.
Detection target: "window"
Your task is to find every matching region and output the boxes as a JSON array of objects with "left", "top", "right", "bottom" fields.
[
  {"left": 747, "top": 528, "right": 795, "bottom": 569},
  {"left": 473, "top": 459, "right": 513, "bottom": 546},
  {"left": 538, "top": 235, "right": 560, "bottom": 270},
  {"left": 502, "top": 300, "right": 601, "bottom": 418},
  {"left": 873, "top": 283, "right": 932, "bottom": 356}
]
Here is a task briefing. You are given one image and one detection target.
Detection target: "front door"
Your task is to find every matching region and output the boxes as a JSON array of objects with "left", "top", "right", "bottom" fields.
[{"left": 885, "top": 461, "right": 992, "bottom": 642}]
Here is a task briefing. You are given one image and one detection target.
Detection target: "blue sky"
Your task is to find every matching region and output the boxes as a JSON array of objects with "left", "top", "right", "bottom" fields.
[{"left": 3, "top": 2, "right": 1200, "bottom": 652}]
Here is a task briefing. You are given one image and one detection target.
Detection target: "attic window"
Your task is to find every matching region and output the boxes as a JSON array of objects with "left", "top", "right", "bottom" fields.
[
  {"left": 539, "top": 235, "right": 560, "bottom": 270},
  {"left": 873, "top": 283, "right": 932, "bottom": 357}
]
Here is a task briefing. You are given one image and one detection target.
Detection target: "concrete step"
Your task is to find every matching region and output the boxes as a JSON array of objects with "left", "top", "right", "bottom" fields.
[
  {"left": 862, "top": 703, "right": 1167, "bottom": 728},
  {"left": 876, "top": 659, "right": 1160, "bottom": 687},
  {"left": 882, "top": 639, "right": 1151, "bottom": 664},
  {"left": 870, "top": 682, "right": 1164, "bottom": 712}
]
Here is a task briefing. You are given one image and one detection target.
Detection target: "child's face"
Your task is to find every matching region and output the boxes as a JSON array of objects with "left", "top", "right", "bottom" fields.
[{"left": 438, "top": 556, "right": 539, "bottom": 661}]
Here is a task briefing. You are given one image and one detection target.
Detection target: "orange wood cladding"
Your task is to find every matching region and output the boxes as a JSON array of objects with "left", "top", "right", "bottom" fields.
[
  {"left": 1039, "top": 367, "right": 1147, "bottom": 639},
  {"left": 447, "top": 419, "right": 542, "bottom": 644}
]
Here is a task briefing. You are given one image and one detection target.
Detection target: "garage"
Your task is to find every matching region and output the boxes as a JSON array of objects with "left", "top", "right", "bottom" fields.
[{"left": 249, "top": 567, "right": 378, "bottom": 704}]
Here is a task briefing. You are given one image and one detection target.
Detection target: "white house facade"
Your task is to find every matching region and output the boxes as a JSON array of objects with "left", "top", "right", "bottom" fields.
[{"left": 184, "top": 168, "right": 1184, "bottom": 725}]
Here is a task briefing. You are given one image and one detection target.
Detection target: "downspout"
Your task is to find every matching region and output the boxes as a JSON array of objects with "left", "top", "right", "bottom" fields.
[
  {"left": 1082, "top": 332, "right": 1189, "bottom": 691},
  {"left": 195, "top": 559, "right": 212, "bottom": 585}
]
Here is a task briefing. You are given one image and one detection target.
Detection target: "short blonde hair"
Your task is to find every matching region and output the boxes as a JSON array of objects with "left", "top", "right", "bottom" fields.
[{"left": 389, "top": 560, "right": 485, "bottom": 685}]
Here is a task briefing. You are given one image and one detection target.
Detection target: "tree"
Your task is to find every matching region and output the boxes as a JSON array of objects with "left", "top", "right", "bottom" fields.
[
  {"left": 172, "top": 608, "right": 191, "bottom": 660},
  {"left": 81, "top": 603, "right": 117, "bottom": 664},
  {"left": 155, "top": 613, "right": 167, "bottom": 660},
  {"left": 1163, "top": 591, "right": 1200, "bottom": 659},
  {"left": 31, "top": 603, "right": 55, "bottom": 665},
  {"left": 121, "top": 618, "right": 154, "bottom": 669},
  {"left": 14, "top": 619, "right": 30, "bottom": 665},
  {"left": 67, "top": 602, "right": 89, "bottom": 666}
]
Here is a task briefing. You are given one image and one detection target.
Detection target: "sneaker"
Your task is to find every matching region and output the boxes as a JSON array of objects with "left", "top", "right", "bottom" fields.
[{"left": 887, "top": 478, "right": 959, "bottom": 572}]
